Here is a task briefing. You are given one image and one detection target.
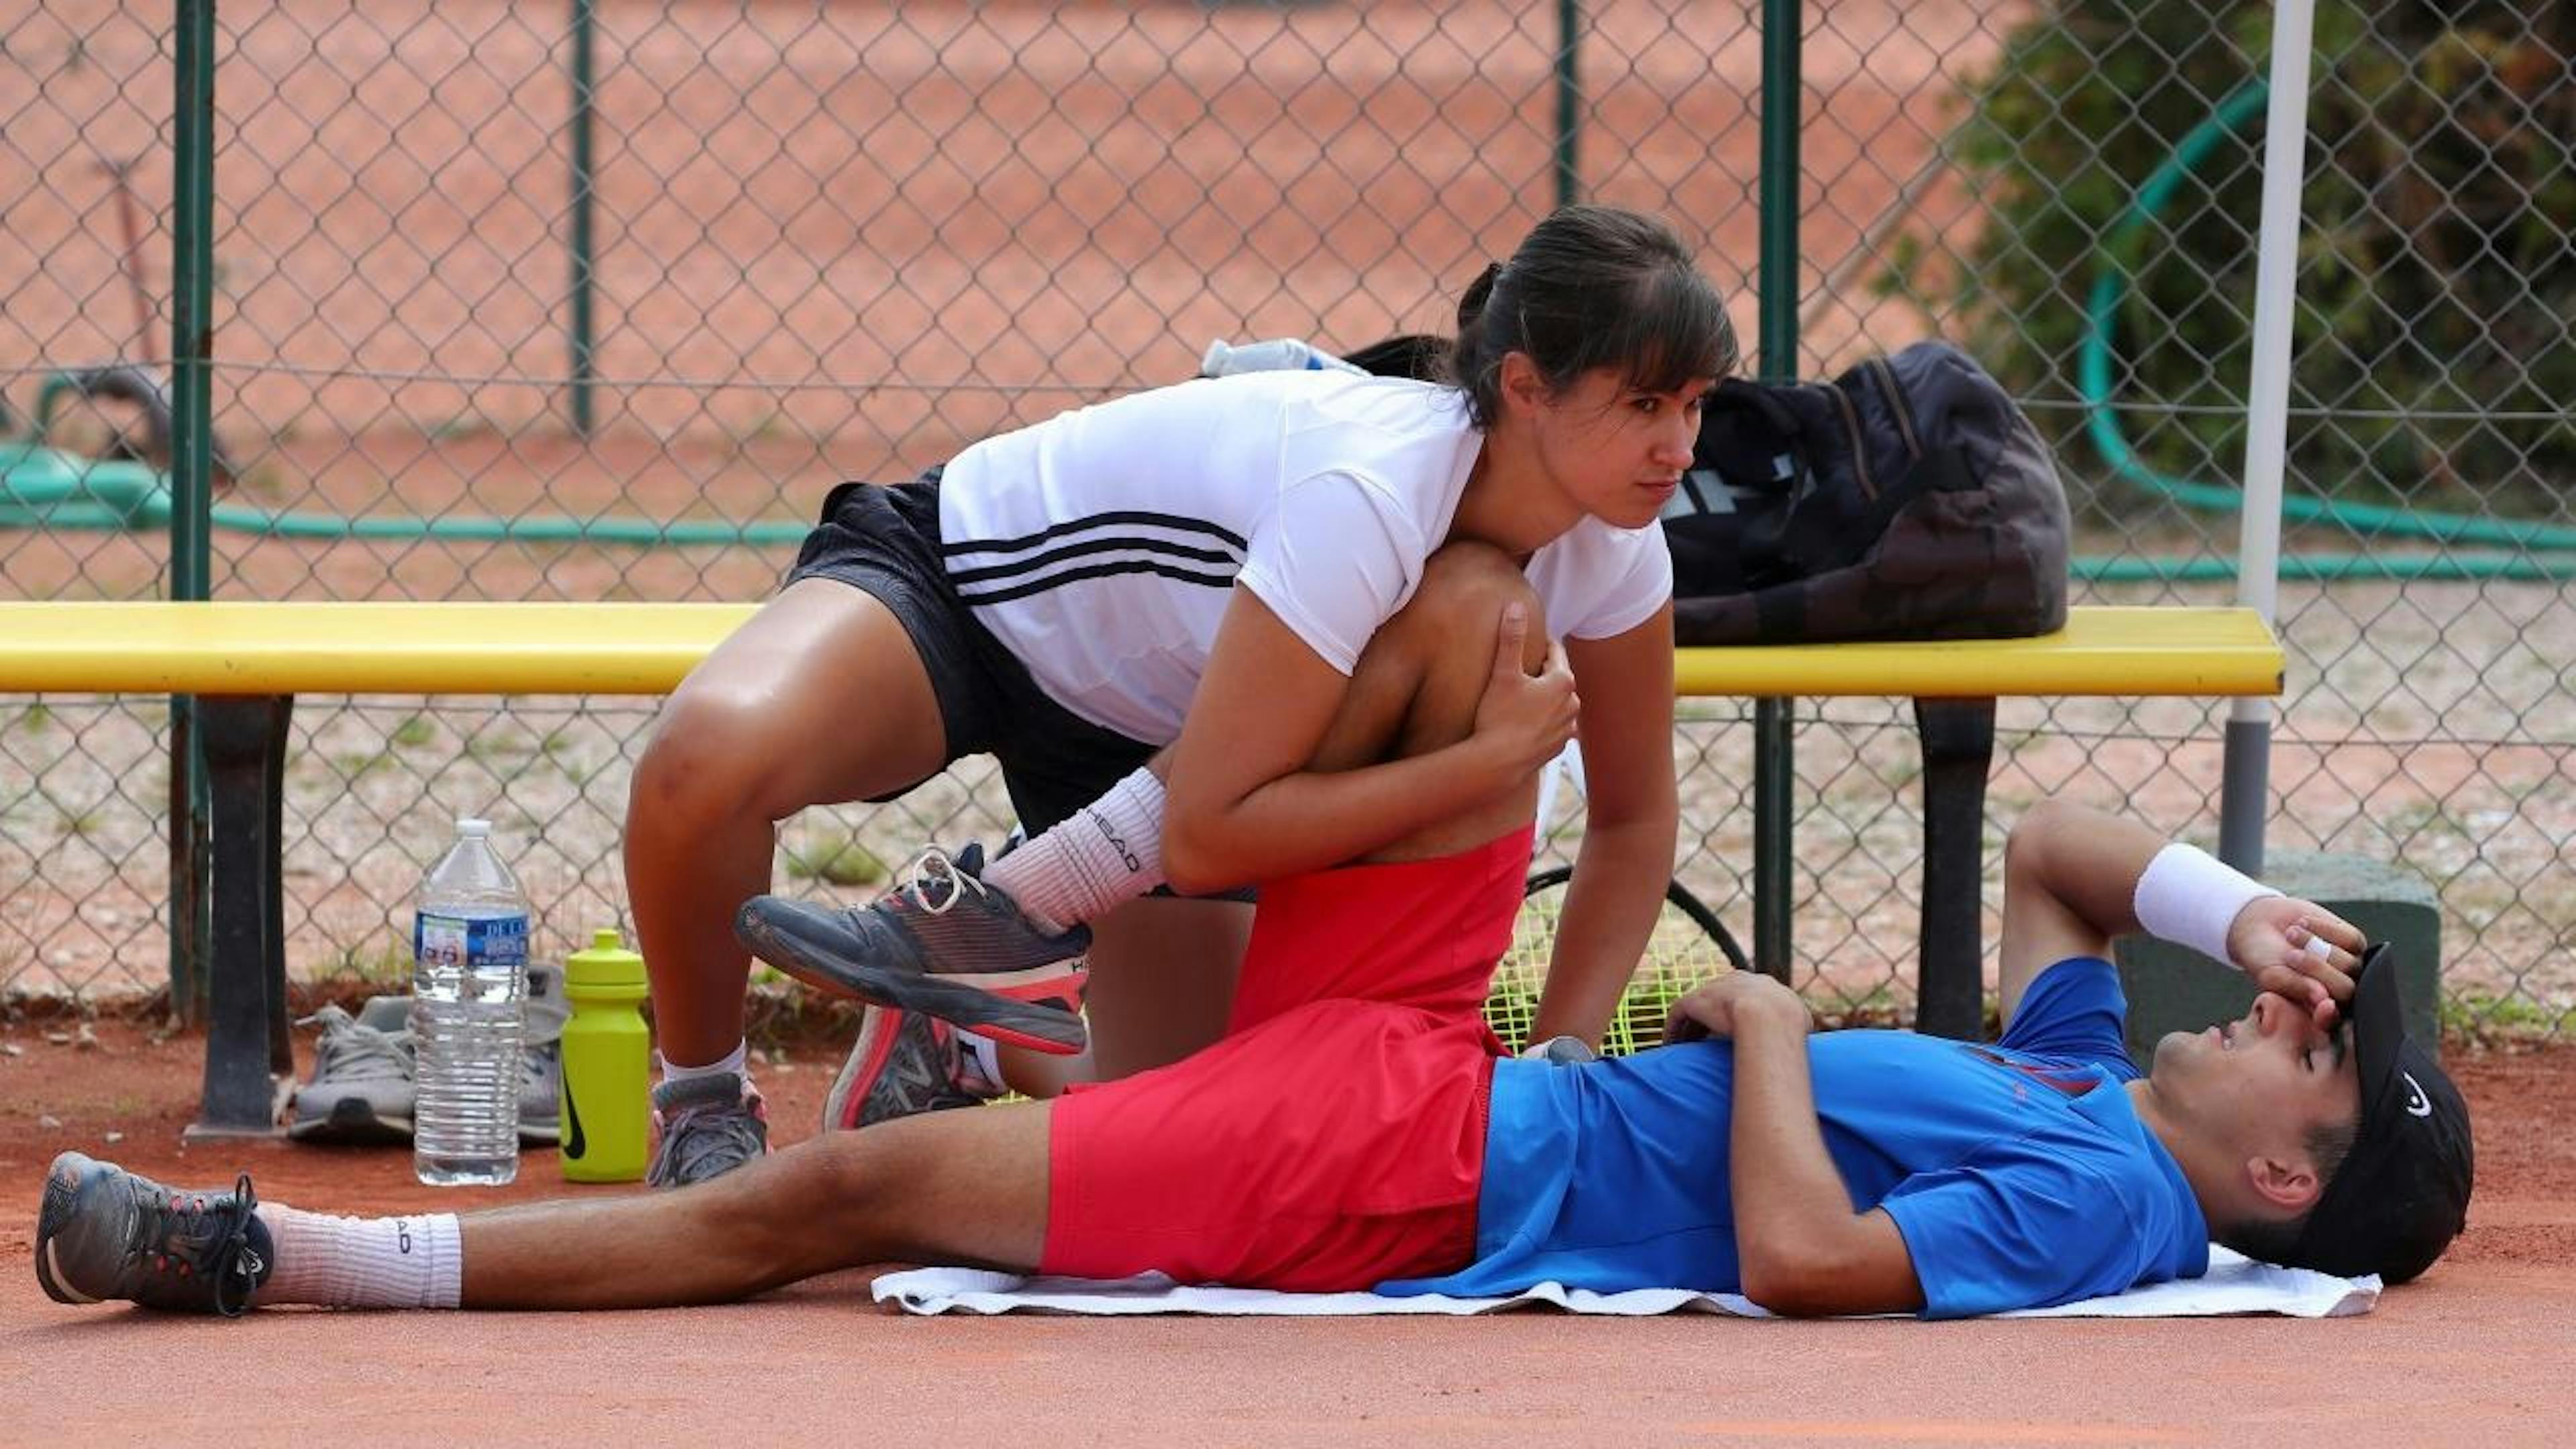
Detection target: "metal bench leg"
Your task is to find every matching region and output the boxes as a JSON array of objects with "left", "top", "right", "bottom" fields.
[
  {"left": 1913, "top": 697, "right": 1996, "bottom": 1041},
  {"left": 1752, "top": 698, "right": 1796, "bottom": 983},
  {"left": 187, "top": 693, "right": 293, "bottom": 1138}
]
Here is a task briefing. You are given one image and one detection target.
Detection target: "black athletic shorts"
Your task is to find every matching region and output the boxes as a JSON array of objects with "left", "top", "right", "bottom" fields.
[{"left": 785, "top": 470, "right": 1161, "bottom": 837}]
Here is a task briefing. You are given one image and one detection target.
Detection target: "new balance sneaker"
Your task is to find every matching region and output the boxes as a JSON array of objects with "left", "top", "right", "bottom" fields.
[
  {"left": 286, "top": 1004, "right": 415, "bottom": 1144},
  {"left": 304, "top": 963, "right": 570, "bottom": 1146},
  {"left": 355, "top": 992, "right": 411, "bottom": 1034},
  {"left": 824, "top": 1005, "right": 1010, "bottom": 1132},
  {"left": 516, "top": 962, "right": 568, "bottom": 1145},
  {"left": 645, "top": 1072, "right": 769, "bottom": 1189},
  {"left": 35, "top": 1152, "right": 274, "bottom": 1316},
  {"left": 517, "top": 1038, "right": 563, "bottom": 1145},
  {"left": 736, "top": 843, "right": 1089, "bottom": 1054}
]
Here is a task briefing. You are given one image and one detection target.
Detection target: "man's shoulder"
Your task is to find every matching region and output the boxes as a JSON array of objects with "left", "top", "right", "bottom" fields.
[
  {"left": 1976, "top": 960, "right": 2142, "bottom": 1087},
  {"left": 1999, "top": 955, "right": 2134, "bottom": 1065}
]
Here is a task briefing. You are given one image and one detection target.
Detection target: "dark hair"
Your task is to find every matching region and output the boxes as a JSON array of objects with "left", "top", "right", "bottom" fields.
[
  {"left": 1440, "top": 205, "right": 1737, "bottom": 428},
  {"left": 1340, "top": 333, "right": 1452, "bottom": 382},
  {"left": 2214, "top": 1116, "right": 2359, "bottom": 1269}
]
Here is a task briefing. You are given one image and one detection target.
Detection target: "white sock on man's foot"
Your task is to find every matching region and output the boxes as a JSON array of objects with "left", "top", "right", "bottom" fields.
[
  {"left": 659, "top": 1039, "right": 749, "bottom": 1087},
  {"left": 254, "top": 1205, "right": 463, "bottom": 1309},
  {"left": 984, "top": 767, "right": 1168, "bottom": 930},
  {"left": 954, "top": 1029, "right": 1005, "bottom": 1094}
]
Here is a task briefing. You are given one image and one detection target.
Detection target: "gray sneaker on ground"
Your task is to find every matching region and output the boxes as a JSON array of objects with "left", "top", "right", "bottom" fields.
[
  {"left": 646, "top": 1072, "right": 769, "bottom": 1188},
  {"left": 327, "top": 964, "right": 567, "bottom": 1145},
  {"left": 286, "top": 1004, "right": 415, "bottom": 1144},
  {"left": 355, "top": 991, "right": 411, "bottom": 1034},
  {"left": 515, "top": 962, "right": 568, "bottom": 1145}
]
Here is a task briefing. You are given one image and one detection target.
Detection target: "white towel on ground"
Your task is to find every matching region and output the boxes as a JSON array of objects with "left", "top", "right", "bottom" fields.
[{"left": 872, "top": 1246, "right": 2376, "bottom": 1320}]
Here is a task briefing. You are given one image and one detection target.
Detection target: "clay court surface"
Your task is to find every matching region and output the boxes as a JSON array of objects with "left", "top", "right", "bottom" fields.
[
  {"left": 8, "top": 3, "right": 2572, "bottom": 1440},
  {"left": 1, "top": 1014, "right": 2571, "bottom": 1447}
]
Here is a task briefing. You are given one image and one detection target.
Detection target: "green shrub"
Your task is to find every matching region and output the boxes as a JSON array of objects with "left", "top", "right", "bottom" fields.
[{"left": 1889, "top": 1, "right": 2573, "bottom": 514}]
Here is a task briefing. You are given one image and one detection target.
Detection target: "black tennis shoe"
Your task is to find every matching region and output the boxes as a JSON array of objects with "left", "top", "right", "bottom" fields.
[
  {"left": 737, "top": 843, "right": 1089, "bottom": 1054},
  {"left": 35, "top": 1152, "right": 274, "bottom": 1316}
]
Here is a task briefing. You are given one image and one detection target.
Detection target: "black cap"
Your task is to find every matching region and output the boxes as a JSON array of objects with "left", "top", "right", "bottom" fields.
[{"left": 2283, "top": 943, "right": 2474, "bottom": 1283}]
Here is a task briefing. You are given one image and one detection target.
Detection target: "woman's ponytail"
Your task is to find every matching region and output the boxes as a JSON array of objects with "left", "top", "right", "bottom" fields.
[{"left": 1456, "top": 260, "right": 1504, "bottom": 331}]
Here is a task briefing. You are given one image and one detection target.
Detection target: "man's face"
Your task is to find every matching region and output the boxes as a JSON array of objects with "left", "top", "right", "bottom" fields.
[{"left": 2150, "top": 990, "right": 2364, "bottom": 1159}]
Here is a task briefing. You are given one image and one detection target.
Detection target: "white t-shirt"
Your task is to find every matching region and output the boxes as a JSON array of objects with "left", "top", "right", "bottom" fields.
[{"left": 938, "top": 368, "right": 1672, "bottom": 745}]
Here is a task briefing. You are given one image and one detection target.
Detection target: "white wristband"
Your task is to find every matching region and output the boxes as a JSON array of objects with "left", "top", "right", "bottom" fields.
[{"left": 2132, "top": 843, "right": 2280, "bottom": 970}]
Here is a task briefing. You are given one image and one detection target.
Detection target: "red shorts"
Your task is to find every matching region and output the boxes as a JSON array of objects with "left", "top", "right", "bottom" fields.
[
  {"left": 1038, "top": 828, "right": 1534, "bottom": 1291},
  {"left": 1225, "top": 824, "right": 1533, "bottom": 1032}
]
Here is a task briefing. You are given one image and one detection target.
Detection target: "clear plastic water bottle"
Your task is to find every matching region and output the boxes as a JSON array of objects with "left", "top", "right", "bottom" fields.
[
  {"left": 411, "top": 816, "right": 530, "bottom": 1186},
  {"left": 1200, "top": 337, "right": 1368, "bottom": 378}
]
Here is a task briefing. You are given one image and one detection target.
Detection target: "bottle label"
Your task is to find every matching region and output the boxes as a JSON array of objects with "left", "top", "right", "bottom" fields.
[{"left": 415, "top": 913, "right": 529, "bottom": 969}]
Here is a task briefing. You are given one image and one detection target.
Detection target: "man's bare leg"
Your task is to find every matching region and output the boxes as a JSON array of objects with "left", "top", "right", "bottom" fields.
[
  {"left": 446, "top": 1104, "right": 1049, "bottom": 1309},
  {"left": 32, "top": 1102, "right": 1049, "bottom": 1316},
  {"left": 998, "top": 896, "right": 1252, "bottom": 1096},
  {"left": 212, "top": 1106, "right": 1042, "bottom": 1313}
]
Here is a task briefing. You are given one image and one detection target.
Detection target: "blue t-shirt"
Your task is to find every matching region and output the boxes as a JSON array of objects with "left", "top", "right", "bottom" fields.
[{"left": 1381, "top": 957, "right": 2208, "bottom": 1317}]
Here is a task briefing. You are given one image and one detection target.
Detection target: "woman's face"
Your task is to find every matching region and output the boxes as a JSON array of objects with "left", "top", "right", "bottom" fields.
[{"left": 1523, "top": 364, "right": 1710, "bottom": 530}]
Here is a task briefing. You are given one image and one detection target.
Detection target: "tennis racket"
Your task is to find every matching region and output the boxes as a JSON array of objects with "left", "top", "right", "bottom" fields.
[{"left": 1486, "top": 864, "right": 1752, "bottom": 1057}]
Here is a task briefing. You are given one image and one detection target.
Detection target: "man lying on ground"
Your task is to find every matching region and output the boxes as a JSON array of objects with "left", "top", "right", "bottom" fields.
[{"left": 32, "top": 791, "right": 2473, "bottom": 1320}]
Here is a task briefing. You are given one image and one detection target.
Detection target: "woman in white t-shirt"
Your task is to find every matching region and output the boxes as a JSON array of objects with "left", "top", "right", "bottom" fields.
[{"left": 631, "top": 205, "right": 1739, "bottom": 1186}]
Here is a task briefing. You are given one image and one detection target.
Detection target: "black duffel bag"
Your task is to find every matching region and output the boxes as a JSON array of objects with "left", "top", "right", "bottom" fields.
[{"left": 1664, "top": 340, "right": 2069, "bottom": 645}]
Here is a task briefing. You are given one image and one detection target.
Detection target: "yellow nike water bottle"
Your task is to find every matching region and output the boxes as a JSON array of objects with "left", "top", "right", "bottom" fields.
[{"left": 559, "top": 927, "right": 651, "bottom": 1183}]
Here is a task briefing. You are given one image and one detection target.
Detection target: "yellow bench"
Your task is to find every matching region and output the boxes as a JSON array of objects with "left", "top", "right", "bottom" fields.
[
  {"left": 2, "top": 600, "right": 2281, "bottom": 696},
  {"left": 0, "top": 600, "right": 2281, "bottom": 1131}
]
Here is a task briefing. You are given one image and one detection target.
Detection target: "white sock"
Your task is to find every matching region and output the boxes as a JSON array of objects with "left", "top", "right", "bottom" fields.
[
  {"left": 254, "top": 1205, "right": 463, "bottom": 1309},
  {"left": 984, "top": 767, "right": 1168, "bottom": 930},
  {"left": 955, "top": 1029, "right": 1004, "bottom": 1091},
  {"left": 660, "top": 1039, "right": 748, "bottom": 1085}
]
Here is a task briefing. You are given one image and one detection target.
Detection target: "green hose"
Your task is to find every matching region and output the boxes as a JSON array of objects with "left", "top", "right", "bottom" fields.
[
  {"left": 1, "top": 441, "right": 810, "bottom": 546},
  {"left": 15, "top": 107, "right": 2571, "bottom": 585},
  {"left": 2077, "top": 78, "right": 2576, "bottom": 579}
]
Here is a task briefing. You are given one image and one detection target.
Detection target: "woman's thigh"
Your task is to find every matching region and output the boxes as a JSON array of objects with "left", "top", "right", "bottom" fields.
[{"left": 657, "top": 576, "right": 954, "bottom": 812}]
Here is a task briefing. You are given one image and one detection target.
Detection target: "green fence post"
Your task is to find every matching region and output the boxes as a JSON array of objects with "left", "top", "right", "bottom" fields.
[
  {"left": 1751, "top": 0, "right": 1801, "bottom": 984},
  {"left": 567, "top": 0, "right": 599, "bottom": 438},
  {"left": 168, "top": 0, "right": 219, "bottom": 1018},
  {"left": 1553, "top": 1, "right": 1583, "bottom": 209}
]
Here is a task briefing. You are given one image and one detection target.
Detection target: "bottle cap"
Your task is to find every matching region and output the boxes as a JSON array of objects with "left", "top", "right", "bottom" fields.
[
  {"left": 456, "top": 817, "right": 492, "bottom": 837},
  {"left": 564, "top": 926, "right": 645, "bottom": 989}
]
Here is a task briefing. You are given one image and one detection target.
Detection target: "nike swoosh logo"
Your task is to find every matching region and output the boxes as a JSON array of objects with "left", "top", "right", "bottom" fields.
[
  {"left": 2402, "top": 1071, "right": 2432, "bottom": 1118},
  {"left": 563, "top": 1075, "right": 586, "bottom": 1159}
]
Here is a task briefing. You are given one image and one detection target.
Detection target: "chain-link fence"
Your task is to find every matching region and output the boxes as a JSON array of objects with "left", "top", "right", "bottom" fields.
[{"left": 4, "top": 1, "right": 2569, "bottom": 1035}]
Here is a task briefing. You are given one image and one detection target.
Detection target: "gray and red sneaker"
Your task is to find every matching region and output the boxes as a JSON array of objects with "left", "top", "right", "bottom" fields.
[
  {"left": 736, "top": 843, "right": 1089, "bottom": 1055},
  {"left": 645, "top": 1071, "right": 770, "bottom": 1188},
  {"left": 35, "top": 1152, "right": 274, "bottom": 1316},
  {"left": 823, "top": 1005, "right": 1010, "bottom": 1132}
]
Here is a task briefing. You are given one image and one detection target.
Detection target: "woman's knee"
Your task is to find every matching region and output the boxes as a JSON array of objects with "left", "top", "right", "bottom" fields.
[
  {"left": 1391, "top": 541, "right": 1548, "bottom": 673},
  {"left": 631, "top": 684, "right": 802, "bottom": 828}
]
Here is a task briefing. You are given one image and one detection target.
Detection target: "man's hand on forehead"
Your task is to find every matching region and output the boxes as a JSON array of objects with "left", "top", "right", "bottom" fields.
[{"left": 2228, "top": 895, "right": 2365, "bottom": 1028}]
